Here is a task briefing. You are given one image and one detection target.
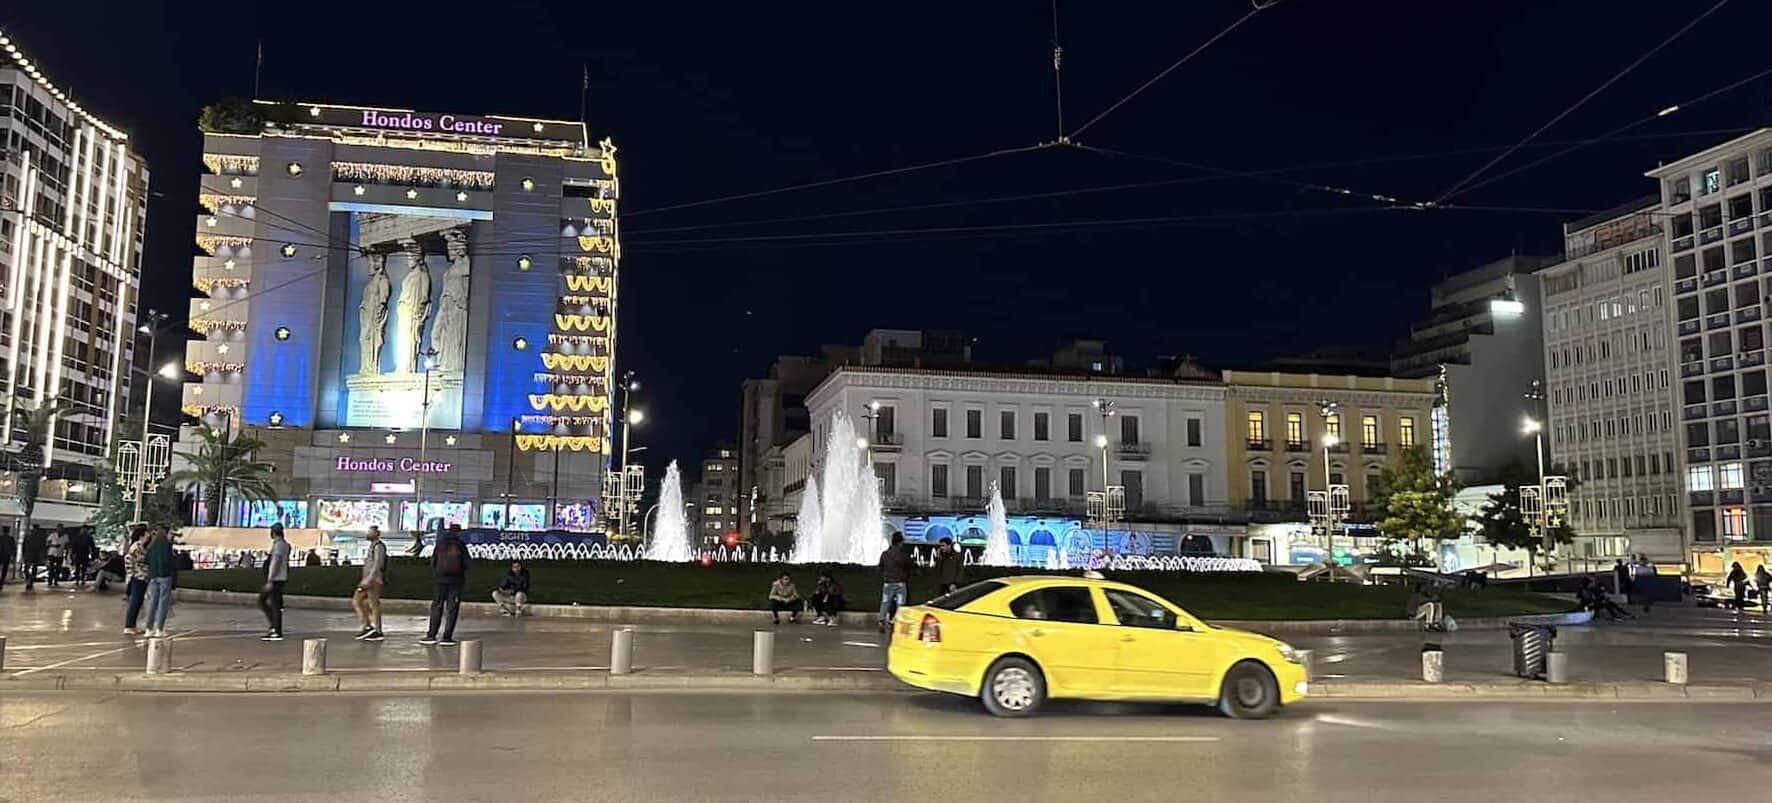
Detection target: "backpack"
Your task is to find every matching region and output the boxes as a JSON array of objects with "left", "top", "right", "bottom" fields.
[{"left": 435, "top": 540, "right": 465, "bottom": 576}]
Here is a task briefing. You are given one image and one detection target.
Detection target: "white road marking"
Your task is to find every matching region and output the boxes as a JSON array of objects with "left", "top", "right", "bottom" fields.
[
  {"left": 1313, "top": 713, "right": 1388, "bottom": 730},
  {"left": 812, "top": 735, "right": 1220, "bottom": 743},
  {"left": 841, "top": 641, "right": 880, "bottom": 648}
]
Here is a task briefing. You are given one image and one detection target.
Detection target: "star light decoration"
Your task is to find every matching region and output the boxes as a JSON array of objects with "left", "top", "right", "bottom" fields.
[
  {"left": 339, "top": 432, "right": 351, "bottom": 443},
  {"left": 445, "top": 435, "right": 457, "bottom": 446},
  {"left": 385, "top": 433, "right": 397, "bottom": 444}
]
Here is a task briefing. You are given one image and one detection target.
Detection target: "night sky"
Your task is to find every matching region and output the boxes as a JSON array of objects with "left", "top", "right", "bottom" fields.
[{"left": 10, "top": 1, "right": 1772, "bottom": 478}]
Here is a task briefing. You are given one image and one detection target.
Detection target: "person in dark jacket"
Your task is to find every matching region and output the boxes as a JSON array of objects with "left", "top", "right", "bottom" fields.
[
  {"left": 933, "top": 537, "right": 965, "bottom": 596},
  {"left": 1612, "top": 559, "right": 1632, "bottom": 601},
  {"left": 258, "top": 524, "right": 292, "bottom": 641},
  {"left": 877, "top": 532, "right": 915, "bottom": 633},
  {"left": 810, "top": 572, "right": 845, "bottom": 626},
  {"left": 20, "top": 527, "right": 47, "bottom": 591},
  {"left": 0, "top": 526, "right": 14, "bottom": 587},
  {"left": 422, "top": 525, "right": 471, "bottom": 645},
  {"left": 492, "top": 561, "right": 531, "bottom": 616},
  {"left": 142, "top": 527, "right": 178, "bottom": 637},
  {"left": 1727, "top": 561, "right": 1750, "bottom": 611}
]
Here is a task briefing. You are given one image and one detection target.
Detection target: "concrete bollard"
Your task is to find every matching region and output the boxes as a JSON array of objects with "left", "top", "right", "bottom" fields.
[
  {"left": 610, "top": 628, "right": 633, "bottom": 675},
  {"left": 459, "top": 640, "right": 483, "bottom": 675},
  {"left": 1545, "top": 651, "right": 1568, "bottom": 684},
  {"left": 0, "top": 635, "right": 6, "bottom": 672},
  {"left": 753, "top": 630, "right": 775, "bottom": 676},
  {"left": 1664, "top": 651, "right": 1688, "bottom": 685},
  {"left": 145, "top": 637, "right": 172, "bottom": 675},
  {"left": 1421, "top": 649, "right": 1444, "bottom": 684},
  {"left": 301, "top": 639, "right": 327, "bottom": 676}
]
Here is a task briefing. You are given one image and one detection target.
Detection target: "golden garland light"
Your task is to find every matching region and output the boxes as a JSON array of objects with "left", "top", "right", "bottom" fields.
[
  {"left": 539, "top": 353, "right": 609, "bottom": 373},
  {"left": 198, "top": 193, "right": 257, "bottom": 213},
  {"left": 546, "top": 333, "right": 608, "bottom": 347},
  {"left": 527, "top": 394, "right": 609, "bottom": 413},
  {"left": 189, "top": 319, "right": 249, "bottom": 334},
  {"left": 564, "top": 275, "right": 613, "bottom": 294},
  {"left": 331, "top": 161, "right": 495, "bottom": 189},
  {"left": 181, "top": 403, "right": 242, "bottom": 418},
  {"left": 192, "top": 276, "right": 252, "bottom": 293},
  {"left": 515, "top": 434, "right": 604, "bottom": 453},
  {"left": 576, "top": 235, "right": 616, "bottom": 254},
  {"left": 533, "top": 374, "right": 608, "bottom": 387},
  {"left": 195, "top": 234, "right": 252, "bottom": 254},
  {"left": 553, "top": 314, "right": 611, "bottom": 332},
  {"left": 201, "top": 153, "right": 260, "bottom": 175},
  {"left": 185, "top": 360, "right": 245, "bottom": 374}
]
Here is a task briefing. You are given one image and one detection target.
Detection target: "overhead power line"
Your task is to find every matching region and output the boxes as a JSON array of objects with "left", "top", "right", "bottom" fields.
[
  {"left": 1435, "top": 0, "right": 1734, "bottom": 202},
  {"left": 1067, "top": 2, "right": 1276, "bottom": 139}
]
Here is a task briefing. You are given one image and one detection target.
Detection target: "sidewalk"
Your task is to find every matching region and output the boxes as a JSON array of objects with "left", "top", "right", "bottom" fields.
[{"left": 3, "top": 584, "right": 1769, "bottom": 699}]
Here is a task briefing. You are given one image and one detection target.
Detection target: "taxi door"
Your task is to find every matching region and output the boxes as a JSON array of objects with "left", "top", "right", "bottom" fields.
[
  {"left": 1003, "top": 585, "right": 1120, "bottom": 697},
  {"left": 1102, "top": 587, "right": 1219, "bottom": 699}
]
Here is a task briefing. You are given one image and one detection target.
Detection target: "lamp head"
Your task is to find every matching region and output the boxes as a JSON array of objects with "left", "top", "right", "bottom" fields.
[{"left": 1093, "top": 434, "right": 1109, "bottom": 448}]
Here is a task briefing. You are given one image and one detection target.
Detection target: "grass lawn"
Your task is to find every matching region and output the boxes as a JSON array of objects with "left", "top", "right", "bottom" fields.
[{"left": 181, "top": 560, "right": 1570, "bottom": 621}]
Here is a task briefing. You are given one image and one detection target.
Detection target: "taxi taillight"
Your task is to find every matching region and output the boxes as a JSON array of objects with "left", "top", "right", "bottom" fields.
[{"left": 918, "top": 613, "right": 942, "bottom": 642}]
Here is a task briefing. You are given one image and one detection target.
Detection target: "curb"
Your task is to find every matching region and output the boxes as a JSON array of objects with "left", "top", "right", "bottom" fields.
[
  {"left": 9, "top": 670, "right": 1768, "bottom": 700},
  {"left": 172, "top": 589, "right": 1582, "bottom": 634}
]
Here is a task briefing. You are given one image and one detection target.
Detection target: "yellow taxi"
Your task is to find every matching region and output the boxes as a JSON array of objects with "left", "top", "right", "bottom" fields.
[{"left": 887, "top": 574, "right": 1309, "bottom": 718}]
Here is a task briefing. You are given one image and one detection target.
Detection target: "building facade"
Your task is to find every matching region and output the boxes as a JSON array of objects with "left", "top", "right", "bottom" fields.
[
  {"left": 1393, "top": 255, "right": 1555, "bottom": 484},
  {"left": 184, "top": 100, "right": 620, "bottom": 533},
  {"left": 1538, "top": 201, "right": 1682, "bottom": 561},
  {"left": 694, "top": 445, "right": 739, "bottom": 545},
  {"left": 1648, "top": 129, "right": 1772, "bottom": 570},
  {"left": 0, "top": 29, "right": 150, "bottom": 526}
]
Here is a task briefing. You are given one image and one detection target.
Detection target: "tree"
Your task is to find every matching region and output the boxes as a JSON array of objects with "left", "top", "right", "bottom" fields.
[
  {"left": 169, "top": 426, "right": 276, "bottom": 526},
  {"left": 197, "top": 98, "right": 265, "bottom": 134},
  {"left": 1369, "top": 444, "right": 1465, "bottom": 551},
  {"left": 2, "top": 398, "right": 67, "bottom": 540},
  {"left": 1472, "top": 461, "right": 1578, "bottom": 570}
]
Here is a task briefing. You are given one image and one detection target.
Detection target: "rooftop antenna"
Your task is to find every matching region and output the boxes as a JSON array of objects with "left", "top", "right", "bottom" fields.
[{"left": 579, "top": 62, "right": 590, "bottom": 126}]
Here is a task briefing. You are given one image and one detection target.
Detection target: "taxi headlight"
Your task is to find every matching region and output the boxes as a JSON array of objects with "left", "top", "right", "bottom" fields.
[{"left": 1275, "top": 643, "right": 1304, "bottom": 664}]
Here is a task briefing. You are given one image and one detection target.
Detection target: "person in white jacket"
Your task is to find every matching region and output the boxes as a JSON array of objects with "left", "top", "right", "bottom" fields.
[{"left": 353, "top": 526, "right": 389, "bottom": 641}]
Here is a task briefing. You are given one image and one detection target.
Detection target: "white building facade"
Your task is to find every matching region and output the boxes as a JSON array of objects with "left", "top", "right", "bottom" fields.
[
  {"left": 803, "top": 366, "right": 1230, "bottom": 522},
  {"left": 1538, "top": 201, "right": 1683, "bottom": 561},
  {"left": 0, "top": 29, "right": 151, "bottom": 526}
]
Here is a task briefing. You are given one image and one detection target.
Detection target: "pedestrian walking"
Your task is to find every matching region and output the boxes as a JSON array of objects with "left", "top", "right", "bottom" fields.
[
  {"left": 45, "top": 526, "right": 67, "bottom": 587},
  {"left": 0, "top": 526, "right": 15, "bottom": 588},
  {"left": 69, "top": 528, "right": 93, "bottom": 587},
  {"left": 768, "top": 572, "right": 802, "bottom": 624},
  {"left": 1727, "top": 561, "right": 1751, "bottom": 611},
  {"left": 257, "top": 524, "right": 291, "bottom": 641},
  {"left": 810, "top": 571, "right": 845, "bottom": 626},
  {"left": 421, "top": 524, "right": 470, "bottom": 646},
  {"left": 492, "top": 561, "right": 530, "bottom": 617},
  {"left": 20, "top": 527, "right": 46, "bottom": 591},
  {"left": 122, "top": 525, "right": 150, "bottom": 634},
  {"left": 1631, "top": 554, "right": 1656, "bottom": 614},
  {"left": 933, "top": 537, "right": 965, "bottom": 597},
  {"left": 1612, "top": 558, "right": 1632, "bottom": 603},
  {"left": 142, "top": 527, "right": 178, "bottom": 637},
  {"left": 352, "top": 525, "right": 388, "bottom": 641},
  {"left": 1755, "top": 564, "right": 1772, "bottom": 615},
  {"left": 877, "top": 532, "right": 914, "bottom": 633}
]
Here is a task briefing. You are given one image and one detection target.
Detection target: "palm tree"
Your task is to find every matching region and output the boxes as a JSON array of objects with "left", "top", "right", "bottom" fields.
[
  {"left": 169, "top": 425, "right": 276, "bottom": 526},
  {"left": 3, "top": 397, "right": 67, "bottom": 540}
]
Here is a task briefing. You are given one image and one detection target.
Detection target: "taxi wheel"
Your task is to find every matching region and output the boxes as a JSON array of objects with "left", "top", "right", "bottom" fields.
[
  {"left": 980, "top": 656, "right": 1045, "bottom": 717},
  {"left": 1217, "top": 661, "right": 1280, "bottom": 720}
]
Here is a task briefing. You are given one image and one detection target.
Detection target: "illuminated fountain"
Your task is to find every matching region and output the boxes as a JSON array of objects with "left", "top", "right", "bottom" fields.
[
  {"left": 793, "top": 410, "right": 887, "bottom": 564},
  {"left": 979, "top": 483, "right": 1014, "bottom": 566},
  {"left": 645, "top": 460, "right": 694, "bottom": 562}
]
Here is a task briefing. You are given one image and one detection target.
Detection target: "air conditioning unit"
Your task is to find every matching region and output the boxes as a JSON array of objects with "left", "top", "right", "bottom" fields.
[{"left": 1751, "top": 439, "right": 1764, "bottom": 448}]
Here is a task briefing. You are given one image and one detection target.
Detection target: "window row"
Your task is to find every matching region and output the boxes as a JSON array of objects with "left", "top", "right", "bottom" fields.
[
  {"left": 925, "top": 407, "right": 1194, "bottom": 446},
  {"left": 1555, "top": 410, "right": 1672, "bottom": 446},
  {"left": 1680, "top": 370, "right": 1772, "bottom": 406},
  {"left": 1551, "top": 370, "right": 1671, "bottom": 408},
  {"left": 1243, "top": 411, "right": 1415, "bottom": 449},
  {"left": 1545, "top": 286, "right": 1663, "bottom": 333},
  {"left": 1571, "top": 494, "right": 1678, "bottom": 523},
  {"left": 1574, "top": 452, "right": 1675, "bottom": 483},
  {"left": 1548, "top": 327, "right": 1665, "bottom": 371},
  {"left": 1682, "top": 413, "right": 1772, "bottom": 448}
]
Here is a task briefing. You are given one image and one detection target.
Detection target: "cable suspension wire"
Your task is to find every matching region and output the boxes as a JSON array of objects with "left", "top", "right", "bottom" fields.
[
  {"left": 1067, "top": 2, "right": 1272, "bottom": 140},
  {"left": 1051, "top": 0, "right": 1067, "bottom": 142},
  {"left": 1072, "top": 143, "right": 1428, "bottom": 208},
  {"left": 620, "top": 143, "right": 1050, "bottom": 218},
  {"left": 1435, "top": 0, "right": 1734, "bottom": 202},
  {"left": 1449, "top": 64, "right": 1772, "bottom": 199}
]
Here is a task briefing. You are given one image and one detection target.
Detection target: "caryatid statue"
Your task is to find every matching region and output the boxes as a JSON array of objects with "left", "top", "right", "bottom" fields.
[
  {"left": 394, "top": 238, "right": 433, "bottom": 374},
  {"left": 357, "top": 251, "right": 392, "bottom": 375},
  {"left": 431, "top": 228, "right": 472, "bottom": 373}
]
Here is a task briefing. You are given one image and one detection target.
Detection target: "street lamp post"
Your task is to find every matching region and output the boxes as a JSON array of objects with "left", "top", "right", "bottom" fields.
[
  {"left": 1091, "top": 398, "right": 1117, "bottom": 492},
  {"left": 1317, "top": 400, "right": 1342, "bottom": 567},
  {"left": 1093, "top": 434, "right": 1110, "bottom": 491},
  {"left": 614, "top": 371, "right": 641, "bottom": 535},
  {"left": 130, "top": 310, "right": 170, "bottom": 522},
  {"left": 620, "top": 407, "right": 644, "bottom": 535},
  {"left": 504, "top": 417, "right": 520, "bottom": 530},
  {"left": 411, "top": 348, "right": 439, "bottom": 534}
]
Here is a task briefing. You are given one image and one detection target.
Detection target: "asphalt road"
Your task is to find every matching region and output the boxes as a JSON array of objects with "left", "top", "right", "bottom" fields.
[{"left": 3, "top": 692, "right": 1769, "bottom": 802}]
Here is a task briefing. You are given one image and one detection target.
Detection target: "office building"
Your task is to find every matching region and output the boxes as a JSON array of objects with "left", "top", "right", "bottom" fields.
[
  {"left": 1538, "top": 200, "right": 1681, "bottom": 561},
  {"left": 0, "top": 29, "right": 150, "bottom": 526},
  {"left": 1393, "top": 254, "right": 1557, "bottom": 483},
  {"left": 694, "top": 444, "right": 739, "bottom": 544},
  {"left": 184, "top": 98, "right": 620, "bottom": 532}
]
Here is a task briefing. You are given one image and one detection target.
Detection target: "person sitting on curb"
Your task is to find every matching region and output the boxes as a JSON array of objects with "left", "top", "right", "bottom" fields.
[
  {"left": 1406, "top": 584, "right": 1445, "bottom": 632},
  {"left": 493, "top": 561, "right": 531, "bottom": 617},
  {"left": 768, "top": 572, "right": 802, "bottom": 625},
  {"left": 1581, "top": 578, "right": 1635, "bottom": 621},
  {"left": 810, "top": 571, "right": 845, "bottom": 626}
]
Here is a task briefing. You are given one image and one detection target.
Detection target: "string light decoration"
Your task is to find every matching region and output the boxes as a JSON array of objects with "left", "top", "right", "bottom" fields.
[
  {"left": 332, "top": 133, "right": 577, "bottom": 159},
  {"left": 553, "top": 314, "right": 610, "bottom": 332},
  {"left": 331, "top": 161, "right": 495, "bottom": 189},
  {"left": 182, "top": 403, "right": 241, "bottom": 418},
  {"left": 540, "top": 353, "right": 610, "bottom": 372},
  {"left": 516, "top": 434, "right": 604, "bottom": 453},
  {"left": 188, "top": 319, "right": 249, "bottom": 334},
  {"left": 201, "top": 153, "right": 259, "bottom": 175},
  {"left": 533, "top": 373, "right": 608, "bottom": 386},
  {"left": 517, "top": 414, "right": 606, "bottom": 428},
  {"left": 195, "top": 234, "right": 252, "bottom": 254},
  {"left": 527, "top": 394, "right": 609, "bottom": 413},
  {"left": 185, "top": 361, "right": 246, "bottom": 374},
  {"left": 576, "top": 235, "right": 615, "bottom": 254},
  {"left": 197, "top": 194, "right": 256, "bottom": 213},
  {"left": 546, "top": 333, "right": 608, "bottom": 346},
  {"left": 193, "top": 275, "right": 250, "bottom": 293}
]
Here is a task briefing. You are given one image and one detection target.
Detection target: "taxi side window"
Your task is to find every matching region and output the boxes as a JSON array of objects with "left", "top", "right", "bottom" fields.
[
  {"left": 1103, "top": 589, "right": 1179, "bottom": 630},
  {"left": 1010, "top": 588, "right": 1099, "bottom": 624}
]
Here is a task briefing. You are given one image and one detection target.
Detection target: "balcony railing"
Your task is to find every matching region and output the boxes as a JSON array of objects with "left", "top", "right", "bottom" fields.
[
  {"left": 1116, "top": 441, "right": 1151, "bottom": 460},
  {"left": 1361, "top": 442, "right": 1388, "bottom": 455},
  {"left": 1729, "top": 217, "right": 1756, "bottom": 237},
  {"left": 1682, "top": 360, "right": 1705, "bottom": 377},
  {"left": 1706, "top": 312, "right": 1732, "bottom": 330},
  {"left": 1327, "top": 442, "right": 1350, "bottom": 453},
  {"left": 1284, "top": 440, "right": 1310, "bottom": 453},
  {"left": 1737, "top": 261, "right": 1762, "bottom": 280},
  {"left": 1675, "top": 277, "right": 1699, "bottom": 295},
  {"left": 1683, "top": 404, "right": 1707, "bottom": 421},
  {"left": 1712, "top": 400, "right": 1738, "bottom": 417},
  {"left": 1701, "top": 225, "right": 1725, "bottom": 245},
  {"left": 870, "top": 432, "right": 903, "bottom": 451},
  {"left": 1672, "top": 235, "right": 1694, "bottom": 252},
  {"left": 1716, "top": 444, "right": 1743, "bottom": 461},
  {"left": 1703, "top": 269, "right": 1730, "bottom": 287},
  {"left": 1760, "top": 211, "right": 1772, "bottom": 228},
  {"left": 1711, "top": 355, "right": 1735, "bottom": 372},
  {"left": 1744, "top": 351, "right": 1768, "bottom": 368},
  {"left": 1737, "top": 306, "right": 1763, "bottom": 324},
  {"left": 1244, "top": 438, "right": 1272, "bottom": 452},
  {"left": 1745, "top": 394, "right": 1770, "bottom": 411}
]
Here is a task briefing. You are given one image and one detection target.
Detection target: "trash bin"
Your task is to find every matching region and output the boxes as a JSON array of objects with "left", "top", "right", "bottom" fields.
[{"left": 1508, "top": 622, "right": 1556, "bottom": 680}]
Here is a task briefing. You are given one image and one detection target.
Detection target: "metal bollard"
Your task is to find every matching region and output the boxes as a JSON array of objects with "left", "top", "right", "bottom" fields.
[
  {"left": 145, "top": 637, "right": 173, "bottom": 675},
  {"left": 1664, "top": 651, "right": 1688, "bottom": 685},
  {"left": 610, "top": 628, "right": 633, "bottom": 675},
  {"left": 301, "top": 639, "right": 327, "bottom": 676},
  {"left": 1421, "top": 649, "right": 1444, "bottom": 684},
  {"left": 753, "top": 630, "right": 775, "bottom": 676},
  {"left": 1545, "top": 651, "right": 1568, "bottom": 684},
  {"left": 0, "top": 635, "right": 7, "bottom": 672},
  {"left": 459, "top": 640, "right": 483, "bottom": 675},
  {"left": 1294, "top": 649, "right": 1314, "bottom": 681}
]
